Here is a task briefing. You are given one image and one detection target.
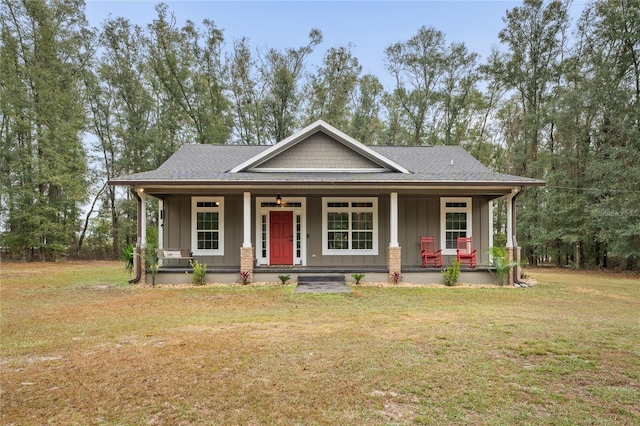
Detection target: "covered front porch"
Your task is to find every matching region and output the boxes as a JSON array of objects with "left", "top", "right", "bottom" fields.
[{"left": 131, "top": 186, "right": 522, "bottom": 286}]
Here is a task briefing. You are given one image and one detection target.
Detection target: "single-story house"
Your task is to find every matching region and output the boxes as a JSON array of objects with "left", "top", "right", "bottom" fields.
[{"left": 109, "top": 120, "right": 544, "bottom": 285}]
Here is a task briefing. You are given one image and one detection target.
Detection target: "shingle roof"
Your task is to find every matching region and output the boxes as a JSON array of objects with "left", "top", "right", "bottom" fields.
[{"left": 109, "top": 143, "right": 543, "bottom": 187}]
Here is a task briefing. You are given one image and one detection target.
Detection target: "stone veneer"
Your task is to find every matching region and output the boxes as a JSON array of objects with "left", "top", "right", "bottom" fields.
[
  {"left": 139, "top": 247, "right": 147, "bottom": 285},
  {"left": 240, "top": 247, "right": 254, "bottom": 283},
  {"left": 387, "top": 246, "right": 402, "bottom": 281}
]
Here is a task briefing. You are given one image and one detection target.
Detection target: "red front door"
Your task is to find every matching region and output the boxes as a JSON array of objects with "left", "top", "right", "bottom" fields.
[{"left": 270, "top": 211, "right": 293, "bottom": 265}]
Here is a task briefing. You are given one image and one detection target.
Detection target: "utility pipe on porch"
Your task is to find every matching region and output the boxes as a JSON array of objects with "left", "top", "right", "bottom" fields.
[
  {"left": 389, "top": 192, "right": 399, "bottom": 247},
  {"left": 129, "top": 186, "right": 142, "bottom": 284}
]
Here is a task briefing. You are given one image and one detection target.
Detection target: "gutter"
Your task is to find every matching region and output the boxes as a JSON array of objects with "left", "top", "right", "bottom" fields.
[{"left": 129, "top": 185, "right": 142, "bottom": 284}]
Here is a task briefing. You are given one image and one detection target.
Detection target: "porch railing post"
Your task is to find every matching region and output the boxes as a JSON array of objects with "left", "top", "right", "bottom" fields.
[
  {"left": 241, "top": 192, "right": 254, "bottom": 283},
  {"left": 388, "top": 192, "right": 401, "bottom": 280}
]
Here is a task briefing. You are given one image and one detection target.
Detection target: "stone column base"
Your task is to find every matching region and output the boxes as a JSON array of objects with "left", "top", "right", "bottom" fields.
[
  {"left": 139, "top": 247, "right": 147, "bottom": 286},
  {"left": 387, "top": 246, "right": 402, "bottom": 281},
  {"left": 240, "top": 247, "right": 254, "bottom": 283},
  {"left": 507, "top": 247, "right": 514, "bottom": 286}
]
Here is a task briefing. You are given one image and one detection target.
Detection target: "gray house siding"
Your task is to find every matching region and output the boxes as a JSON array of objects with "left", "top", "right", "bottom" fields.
[
  {"left": 162, "top": 194, "right": 243, "bottom": 267},
  {"left": 305, "top": 195, "right": 389, "bottom": 267},
  {"left": 162, "top": 192, "right": 491, "bottom": 269},
  {"left": 398, "top": 195, "right": 439, "bottom": 266}
]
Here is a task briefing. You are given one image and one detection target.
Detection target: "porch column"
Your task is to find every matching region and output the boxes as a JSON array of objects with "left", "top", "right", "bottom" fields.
[
  {"left": 389, "top": 192, "right": 399, "bottom": 248},
  {"left": 139, "top": 189, "right": 147, "bottom": 285},
  {"left": 506, "top": 190, "right": 516, "bottom": 285},
  {"left": 158, "top": 199, "right": 164, "bottom": 267},
  {"left": 240, "top": 191, "right": 254, "bottom": 283},
  {"left": 388, "top": 192, "right": 401, "bottom": 279}
]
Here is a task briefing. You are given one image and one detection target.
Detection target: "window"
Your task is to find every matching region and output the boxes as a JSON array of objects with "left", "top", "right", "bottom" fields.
[
  {"left": 441, "top": 197, "right": 472, "bottom": 255},
  {"left": 192, "top": 197, "right": 224, "bottom": 255},
  {"left": 322, "top": 198, "right": 377, "bottom": 255}
]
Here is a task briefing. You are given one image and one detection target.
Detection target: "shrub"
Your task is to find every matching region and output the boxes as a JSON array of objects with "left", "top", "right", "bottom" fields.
[
  {"left": 121, "top": 244, "right": 134, "bottom": 274},
  {"left": 389, "top": 271, "right": 401, "bottom": 285},
  {"left": 351, "top": 273, "right": 365, "bottom": 285},
  {"left": 490, "top": 246, "right": 517, "bottom": 286},
  {"left": 240, "top": 271, "right": 251, "bottom": 285},
  {"left": 277, "top": 274, "right": 290, "bottom": 285},
  {"left": 188, "top": 260, "right": 207, "bottom": 285},
  {"left": 442, "top": 260, "right": 460, "bottom": 286}
]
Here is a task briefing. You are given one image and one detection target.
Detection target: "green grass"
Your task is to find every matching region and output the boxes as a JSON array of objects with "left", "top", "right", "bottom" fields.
[{"left": 1, "top": 263, "right": 639, "bottom": 425}]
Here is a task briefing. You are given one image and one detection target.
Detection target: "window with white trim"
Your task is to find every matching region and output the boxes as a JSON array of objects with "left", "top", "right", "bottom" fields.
[
  {"left": 322, "top": 198, "right": 378, "bottom": 255},
  {"left": 441, "top": 197, "right": 472, "bottom": 255},
  {"left": 192, "top": 197, "right": 224, "bottom": 255}
]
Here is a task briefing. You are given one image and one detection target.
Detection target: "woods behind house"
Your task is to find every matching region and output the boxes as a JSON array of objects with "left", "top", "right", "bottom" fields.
[{"left": 1, "top": 0, "right": 638, "bottom": 269}]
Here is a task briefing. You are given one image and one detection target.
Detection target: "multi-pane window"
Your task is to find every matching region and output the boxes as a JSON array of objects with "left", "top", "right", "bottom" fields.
[
  {"left": 261, "top": 215, "right": 267, "bottom": 258},
  {"left": 323, "top": 198, "right": 377, "bottom": 255},
  {"left": 192, "top": 197, "right": 224, "bottom": 255},
  {"left": 441, "top": 197, "right": 472, "bottom": 254}
]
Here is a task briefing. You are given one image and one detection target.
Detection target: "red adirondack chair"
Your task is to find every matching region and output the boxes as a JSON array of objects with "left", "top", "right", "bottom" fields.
[
  {"left": 456, "top": 237, "right": 477, "bottom": 268},
  {"left": 421, "top": 236, "right": 443, "bottom": 268}
]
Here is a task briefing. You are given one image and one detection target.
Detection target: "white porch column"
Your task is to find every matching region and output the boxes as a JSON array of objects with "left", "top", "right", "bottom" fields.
[
  {"left": 240, "top": 192, "right": 254, "bottom": 282},
  {"left": 158, "top": 199, "right": 164, "bottom": 249},
  {"left": 388, "top": 192, "right": 401, "bottom": 280},
  {"left": 489, "top": 199, "right": 494, "bottom": 251},
  {"left": 506, "top": 189, "right": 518, "bottom": 285},
  {"left": 243, "top": 192, "right": 252, "bottom": 247},
  {"left": 506, "top": 191, "right": 515, "bottom": 249},
  {"left": 389, "top": 192, "right": 399, "bottom": 248},
  {"left": 140, "top": 191, "right": 147, "bottom": 248}
]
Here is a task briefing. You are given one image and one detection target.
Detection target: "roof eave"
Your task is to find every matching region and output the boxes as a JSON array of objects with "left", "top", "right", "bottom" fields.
[{"left": 108, "top": 178, "right": 545, "bottom": 188}]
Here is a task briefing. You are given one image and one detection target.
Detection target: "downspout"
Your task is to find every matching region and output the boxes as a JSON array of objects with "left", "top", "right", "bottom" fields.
[
  {"left": 129, "top": 185, "right": 142, "bottom": 284},
  {"left": 511, "top": 186, "right": 527, "bottom": 286}
]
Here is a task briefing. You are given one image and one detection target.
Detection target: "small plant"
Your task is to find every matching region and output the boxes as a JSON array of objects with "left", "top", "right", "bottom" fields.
[
  {"left": 240, "top": 271, "right": 251, "bottom": 285},
  {"left": 390, "top": 271, "right": 401, "bottom": 285},
  {"left": 188, "top": 259, "right": 207, "bottom": 285},
  {"left": 277, "top": 274, "right": 290, "bottom": 285},
  {"left": 442, "top": 260, "right": 460, "bottom": 286},
  {"left": 351, "top": 273, "right": 365, "bottom": 285},
  {"left": 490, "top": 246, "right": 517, "bottom": 286},
  {"left": 121, "top": 244, "right": 135, "bottom": 274}
]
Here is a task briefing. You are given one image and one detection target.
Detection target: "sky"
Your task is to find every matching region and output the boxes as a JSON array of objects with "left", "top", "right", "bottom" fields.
[{"left": 84, "top": 0, "right": 587, "bottom": 88}]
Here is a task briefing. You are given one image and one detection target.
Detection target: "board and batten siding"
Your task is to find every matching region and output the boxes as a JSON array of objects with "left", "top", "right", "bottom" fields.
[
  {"left": 305, "top": 195, "right": 389, "bottom": 267},
  {"left": 162, "top": 195, "right": 243, "bottom": 267},
  {"left": 397, "top": 195, "right": 491, "bottom": 267},
  {"left": 162, "top": 193, "right": 491, "bottom": 268}
]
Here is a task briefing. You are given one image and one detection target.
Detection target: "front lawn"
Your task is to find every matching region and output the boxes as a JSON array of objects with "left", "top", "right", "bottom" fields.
[{"left": 1, "top": 262, "right": 638, "bottom": 424}]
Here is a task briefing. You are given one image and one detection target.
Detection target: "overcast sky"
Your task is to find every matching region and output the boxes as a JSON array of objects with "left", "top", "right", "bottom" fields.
[{"left": 85, "top": 0, "right": 587, "bottom": 86}]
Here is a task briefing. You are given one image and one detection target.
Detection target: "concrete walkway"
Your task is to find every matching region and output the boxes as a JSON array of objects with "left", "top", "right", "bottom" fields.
[{"left": 294, "top": 275, "right": 352, "bottom": 293}]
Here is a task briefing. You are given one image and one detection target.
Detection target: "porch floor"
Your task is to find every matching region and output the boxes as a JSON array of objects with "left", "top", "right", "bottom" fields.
[{"left": 156, "top": 265, "right": 493, "bottom": 274}]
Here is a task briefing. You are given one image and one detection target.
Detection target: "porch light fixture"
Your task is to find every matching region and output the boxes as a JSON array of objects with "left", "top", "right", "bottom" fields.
[{"left": 276, "top": 194, "right": 282, "bottom": 206}]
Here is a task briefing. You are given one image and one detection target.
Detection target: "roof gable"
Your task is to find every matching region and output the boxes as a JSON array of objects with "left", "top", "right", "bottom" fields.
[{"left": 229, "top": 120, "right": 410, "bottom": 173}]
